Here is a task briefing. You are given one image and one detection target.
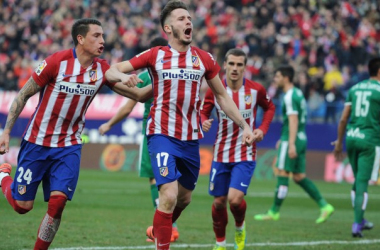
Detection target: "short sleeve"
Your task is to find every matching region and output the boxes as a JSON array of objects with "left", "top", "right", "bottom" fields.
[
  {"left": 129, "top": 48, "right": 155, "bottom": 71},
  {"left": 32, "top": 56, "right": 57, "bottom": 87},
  {"left": 345, "top": 89, "right": 352, "bottom": 106},
  {"left": 199, "top": 50, "right": 220, "bottom": 80},
  {"left": 284, "top": 91, "right": 299, "bottom": 115}
]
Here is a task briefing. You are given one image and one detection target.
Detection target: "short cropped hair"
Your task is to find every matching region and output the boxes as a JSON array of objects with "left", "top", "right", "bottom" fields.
[
  {"left": 160, "top": 0, "right": 188, "bottom": 31},
  {"left": 71, "top": 18, "right": 102, "bottom": 46},
  {"left": 149, "top": 37, "right": 168, "bottom": 48},
  {"left": 368, "top": 57, "right": 380, "bottom": 77},
  {"left": 276, "top": 65, "right": 295, "bottom": 83},
  {"left": 224, "top": 48, "right": 247, "bottom": 65}
]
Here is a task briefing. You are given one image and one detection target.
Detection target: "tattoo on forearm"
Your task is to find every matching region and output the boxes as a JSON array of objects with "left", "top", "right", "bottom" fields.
[
  {"left": 5, "top": 77, "right": 41, "bottom": 131},
  {"left": 238, "top": 119, "right": 246, "bottom": 130}
]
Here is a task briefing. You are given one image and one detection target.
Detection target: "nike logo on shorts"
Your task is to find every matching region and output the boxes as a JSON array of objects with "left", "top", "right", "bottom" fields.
[{"left": 240, "top": 182, "right": 248, "bottom": 187}]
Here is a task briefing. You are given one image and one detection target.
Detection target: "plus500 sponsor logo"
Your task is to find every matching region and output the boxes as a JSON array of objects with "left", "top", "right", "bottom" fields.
[
  {"left": 59, "top": 81, "right": 96, "bottom": 96},
  {"left": 162, "top": 69, "right": 202, "bottom": 81}
]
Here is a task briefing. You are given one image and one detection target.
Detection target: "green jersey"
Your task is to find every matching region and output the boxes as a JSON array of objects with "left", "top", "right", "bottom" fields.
[
  {"left": 280, "top": 87, "right": 307, "bottom": 141},
  {"left": 137, "top": 71, "right": 153, "bottom": 133},
  {"left": 346, "top": 79, "right": 380, "bottom": 146}
]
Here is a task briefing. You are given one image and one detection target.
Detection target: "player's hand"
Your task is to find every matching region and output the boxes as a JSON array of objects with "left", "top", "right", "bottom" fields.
[
  {"left": 275, "top": 140, "right": 281, "bottom": 149},
  {"left": 120, "top": 74, "right": 143, "bottom": 87},
  {"left": 252, "top": 129, "right": 264, "bottom": 142},
  {"left": 331, "top": 140, "right": 343, "bottom": 161},
  {"left": 98, "top": 123, "right": 111, "bottom": 135},
  {"left": 288, "top": 143, "right": 297, "bottom": 159},
  {"left": 202, "top": 119, "right": 213, "bottom": 132},
  {"left": 0, "top": 133, "right": 10, "bottom": 155},
  {"left": 242, "top": 127, "right": 255, "bottom": 146}
]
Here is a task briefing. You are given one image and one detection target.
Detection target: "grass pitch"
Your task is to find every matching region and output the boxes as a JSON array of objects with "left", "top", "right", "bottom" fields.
[{"left": 1, "top": 169, "right": 379, "bottom": 250}]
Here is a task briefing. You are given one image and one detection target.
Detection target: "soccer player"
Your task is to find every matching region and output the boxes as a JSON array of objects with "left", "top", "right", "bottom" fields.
[
  {"left": 98, "top": 37, "right": 179, "bottom": 242},
  {"left": 0, "top": 18, "right": 151, "bottom": 250},
  {"left": 332, "top": 58, "right": 380, "bottom": 237},
  {"left": 201, "top": 48, "right": 275, "bottom": 250},
  {"left": 254, "top": 65, "right": 334, "bottom": 223},
  {"left": 105, "top": 1, "right": 255, "bottom": 248}
]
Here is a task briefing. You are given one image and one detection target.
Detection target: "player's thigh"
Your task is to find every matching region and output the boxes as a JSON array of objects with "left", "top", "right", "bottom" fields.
[
  {"left": 147, "top": 135, "right": 182, "bottom": 187},
  {"left": 12, "top": 140, "right": 51, "bottom": 201},
  {"left": 293, "top": 139, "right": 307, "bottom": 174},
  {"left": 346, "top": 138, "right": 359, "bottom": 176},
  {"left": 139, "top": 135, "right": 154, "bottom": 178},
  {"left": 177, "top": 139, "right": 200, "bottom": 191},
  {"left": 276, "top": 141, "right": 297, "bottom": 172},
  {"left": 357, "top": 144, "right": 380, "bottom": 182},
  {"left": 209, "top": 161, "right": 232, "bottom": 197},
  {"left": 229, "top": 161, "right": 256, "bottom": 195},
  {"left": 45, "top": 144, "right": 82, "bottom": 201}
]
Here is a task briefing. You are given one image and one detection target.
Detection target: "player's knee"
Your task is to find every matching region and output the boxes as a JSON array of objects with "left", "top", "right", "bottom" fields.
[
  {"left": 48, "top": 195, "right": 67, "bottom": 219},
  {"left": 228, "top": 196, "right": 244, "bottom": 207},
  {"left": 14, "top": 201, "right": 33, "bottom": 214},
  {"left": 293, "top": 174, "right": 305, "bottom": 183},
  {"left": 277, "top": 169, "right": 289, "bottom": 177},
  {"left": 213, "top": 197, "right": 227, "bottom": 209}
]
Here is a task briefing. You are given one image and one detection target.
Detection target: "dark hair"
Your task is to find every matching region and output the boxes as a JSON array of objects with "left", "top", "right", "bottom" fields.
[
  {"left": 224, "top": 48, "right": 247, "bottom": 65},
  {"left": 149, "top": 37, "right": 168, "bottom": 48},
  {"left": 160, "top": 0, "right": 188, "bottom": 31},
  {"left": 71, "top": 18, "right": 102, "bottom": 46},
  {"left": 368, "top": 58, "right": 380, "bottom": 76},
  {"left": 276, "top": 65, "right": 295, "bottom": 82}
]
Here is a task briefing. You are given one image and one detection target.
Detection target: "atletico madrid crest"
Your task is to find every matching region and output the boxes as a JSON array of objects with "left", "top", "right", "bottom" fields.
[
  {"left": 160, "top": 167, "right": 169, "bottom": 177},
  {"left": 18, "top": 185, "right": 26, "bottom": 195},
  {"left": 245, "top": 94, "right": 252, "bottom": 105},
  {"left": 192, "top": 55, "right": 200, "bottom": 67},
  {"left": 89, "top": 70, "right": 97, "bottom": 82}
]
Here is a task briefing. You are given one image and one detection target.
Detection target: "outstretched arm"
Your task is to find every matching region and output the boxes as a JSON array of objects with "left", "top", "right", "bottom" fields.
[
  {"left": 111, "top": 83, "right": 153, "bottom": 102},
  {"left": 99, "top": 99, "right": 138, "bottom": 135},
  {"left": 206, "top": 75, "right": 254, "bottom": 146},
  {"left": 0, "top": 77, "right": 41, "bottom": 154}
]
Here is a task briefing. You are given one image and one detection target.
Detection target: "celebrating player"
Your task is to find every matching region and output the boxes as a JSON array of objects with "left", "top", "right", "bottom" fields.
[
  {"left": 332, "top": 58, "right": 380, "bottom": 237},
  {"left": 0, "top": 18, "right": 150, "bottom": 250},
  {"left": 105, "top": 1, "right": 255, "bottom": 249},
  {"left": 201, "top": 48, "right": 275, "bottom": 250},
  {"left": 254, "top": 65, "right": 334, "bottom": 223},
  {"left": 98, "top": 37, "right": 180, "bottom": 242}
]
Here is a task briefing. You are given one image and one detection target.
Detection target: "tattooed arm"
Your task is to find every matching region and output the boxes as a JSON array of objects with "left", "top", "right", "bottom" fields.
[{"left": 0, "top": 77, "right": 41, "bottom": 154}]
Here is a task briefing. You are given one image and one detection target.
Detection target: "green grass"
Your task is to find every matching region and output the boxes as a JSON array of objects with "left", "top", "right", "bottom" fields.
[{"left": 2, "top": 169, "right": 380, "bottom": 250}]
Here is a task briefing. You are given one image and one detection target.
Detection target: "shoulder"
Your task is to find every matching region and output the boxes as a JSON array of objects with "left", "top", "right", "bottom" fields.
[
  {"left": 50, "top": 49, "right": 74, "bottom": 61},
  {"left": 245, "top": 79, "right": 265, "bottom": 91}
]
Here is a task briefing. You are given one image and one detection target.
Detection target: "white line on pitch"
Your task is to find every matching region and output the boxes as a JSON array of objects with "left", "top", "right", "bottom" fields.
[{"left": 49, "top": 239, "right": 380, "bottom": 250}]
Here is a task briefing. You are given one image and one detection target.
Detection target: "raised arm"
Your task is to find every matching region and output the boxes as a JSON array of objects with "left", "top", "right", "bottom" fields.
[
  {"left": 207, "top": 75, "right": 254, "bottom": 145},
  {"left": 0, "top": 77, "right": 41, "bottom": 154}
]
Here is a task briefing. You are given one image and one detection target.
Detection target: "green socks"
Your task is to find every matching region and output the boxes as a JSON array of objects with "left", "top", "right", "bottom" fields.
[
  {"left": 271, "top": 176, "right": 289, "bottom": 213},
  {"left": 353, "top": 180, "right": 368, "bottom": 223},
  {"left": 150, "top": 184, "right": 159, "bottom": 208},
  {"left": 296, "top": 178, "right": 327, "bottom": 208}
]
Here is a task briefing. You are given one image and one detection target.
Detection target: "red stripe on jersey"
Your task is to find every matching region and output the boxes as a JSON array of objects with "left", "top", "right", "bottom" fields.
[
  {"left": 174, "top": 52, "right": 187, "bottom": 139},
  {"left": 28, "top": 88, "right": 54, "bottom": 144},
  {"left": 217, "top": 115, "right": 229, "bottom": 162},
  {"left": 161, "top": 50, "right": 173, "bottom": 135}
]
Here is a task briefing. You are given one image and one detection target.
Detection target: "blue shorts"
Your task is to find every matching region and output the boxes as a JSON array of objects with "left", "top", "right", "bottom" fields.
[
  {"left": 12, "top": 140, "right": 82, "bottom": 201},
  {"left": 147, "top": 135, "right": 200, "bottom": 190},
  {"left": 209, "top": 161, "right": 256, "bottom": 196}
]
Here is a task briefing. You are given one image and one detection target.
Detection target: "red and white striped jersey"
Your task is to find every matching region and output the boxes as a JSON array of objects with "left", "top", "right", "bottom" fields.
[
  {"left": 201, "top": 78, "right": 275, "bottom": 162},
  {"left": 26, "top": 48, "right": 115, "bottom": 147},
  {"left": 129, "top": 45, "right": 220, "bottom": 141}
]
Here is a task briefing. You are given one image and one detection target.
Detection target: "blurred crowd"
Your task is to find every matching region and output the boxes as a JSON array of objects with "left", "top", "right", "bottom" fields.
[{"left": 1, "top": 0, "right": 379, "bottom": 123}]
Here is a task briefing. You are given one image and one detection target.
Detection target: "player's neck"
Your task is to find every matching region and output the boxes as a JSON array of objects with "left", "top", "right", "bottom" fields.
[
  {"left": 227, "top": 79, "right": 243, "bottom": 91},
  {"left": 168, "top": 40, "right": 189, "bottom": 52},
  {"left": 283, "top": 83, "right": 294, "bottom": 93},
  {"left": 369, "top": 77, "right": 380, "bottom": 83},
  {"left": 75, "top": 47, "right": 94, "bottom": 68}
]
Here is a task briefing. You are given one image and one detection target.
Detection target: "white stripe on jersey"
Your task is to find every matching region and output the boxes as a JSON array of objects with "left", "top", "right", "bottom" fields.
[{"left": 168, "top": 50, "right": 179, "bottom": 138}]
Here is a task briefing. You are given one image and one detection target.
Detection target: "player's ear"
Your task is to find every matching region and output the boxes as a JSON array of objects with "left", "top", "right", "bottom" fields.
[
  {"left": 164, "top": 23, "right": 171, "bottom": 34},
  {"left": 223, "top": 61, "right": 227, "bottom": 70},
  {"left": 77, "top": 35, "right": 84, "bottom": 45}
]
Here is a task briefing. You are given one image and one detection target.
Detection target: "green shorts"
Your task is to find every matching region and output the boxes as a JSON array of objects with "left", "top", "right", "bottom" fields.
[
  {"left": 276, "top": 139, "right": 307, "bottom": 173},
  {"left": 139, "top": 120, "right": 154, "bottom": 178},
  {"left": 346, "top": 138, "right": 380, "bottom": 182}
]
